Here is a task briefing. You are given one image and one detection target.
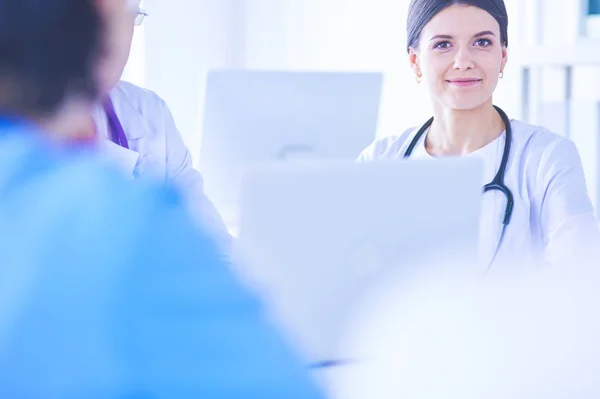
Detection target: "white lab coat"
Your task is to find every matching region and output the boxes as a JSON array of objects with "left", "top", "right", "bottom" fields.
[
  {"left": 357, "top": 119, "right": 600, "bottom": 270},
  {"left": 94, "top": 80, "right": 232, "bottom": 252}
]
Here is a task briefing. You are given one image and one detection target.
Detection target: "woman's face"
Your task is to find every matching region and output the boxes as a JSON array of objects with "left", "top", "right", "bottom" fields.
[
  {"left": 409, "top": 4, "right": 508, "bottom": 111},
  {"left": 96, "top": 0, "right": 138, "bottom": 94}
]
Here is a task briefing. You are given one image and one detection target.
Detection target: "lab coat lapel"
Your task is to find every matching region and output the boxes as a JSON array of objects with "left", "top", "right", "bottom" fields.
[
  {"left": 108, "top": 89, "right": 147, "bottom": 141},
  {"left": 94, "top": 92, "right": 150, "bottom": 178}
]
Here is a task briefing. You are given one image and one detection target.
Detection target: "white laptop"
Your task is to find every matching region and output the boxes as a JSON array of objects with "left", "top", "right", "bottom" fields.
[
  {"left": 235, "top": 157, "right": 483, "bottom": 367},
  {"left": 198, "top": 70, "right": 383, "bottom": 230}
]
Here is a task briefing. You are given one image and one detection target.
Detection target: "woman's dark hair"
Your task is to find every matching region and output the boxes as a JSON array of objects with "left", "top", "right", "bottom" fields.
[
  {"left": 407, "top": 0, "right": 508, "bottom": 51},
  {"left": 0, "top": 0, "right": 102, "bottom": 116}
]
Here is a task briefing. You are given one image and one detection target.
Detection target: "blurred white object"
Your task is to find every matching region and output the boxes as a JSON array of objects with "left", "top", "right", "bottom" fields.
[
  {"left": 199, "top": 70, "right": 383, "bottom": 229},
  {"left": 585, "top": 15, "right": 600, "bottom": 38},
  {"left": 235, "top": 157, "right": 483, "bottom": 367},
  {"left": 330, "top": 267, "right": 600, "bottom": 399}
]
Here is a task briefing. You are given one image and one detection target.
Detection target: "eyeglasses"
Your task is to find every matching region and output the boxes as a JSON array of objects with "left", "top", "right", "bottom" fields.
[{"left": 135, "top": 9, "right": 148, "bottom": 26}]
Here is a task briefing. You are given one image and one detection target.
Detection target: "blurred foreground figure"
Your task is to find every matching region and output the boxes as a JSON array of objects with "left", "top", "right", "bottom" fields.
[
  {"left": 331, "top": 263, "right": 600, "bottom": 399},
  {"left": 0, "top": 1, "right": 323, "bottom": 398}
]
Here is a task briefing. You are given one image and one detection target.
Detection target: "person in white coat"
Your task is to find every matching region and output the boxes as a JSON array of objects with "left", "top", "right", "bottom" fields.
[
  {"left": 358, "top": 0, "right": 600, "bottom": 270},
  {"left": 94, "top": 0, "right": 232, "bottom": 252}
]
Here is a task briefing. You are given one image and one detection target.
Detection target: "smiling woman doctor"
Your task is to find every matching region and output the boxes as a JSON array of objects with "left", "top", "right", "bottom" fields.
[
  {"left": 358, "top": 0, "right": 600, "bottom": 270},
  {"left": 93, "top": 0, "right": 232, "bottom": 251}
]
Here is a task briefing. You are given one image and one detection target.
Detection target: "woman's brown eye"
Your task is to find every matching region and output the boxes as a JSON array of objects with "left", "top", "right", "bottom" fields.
[
  {"left": 434, "top": 41, "right": 451, "bottom": 49},
  {"left": 474, "top": 38, "right": 493, "bottom": 47}
]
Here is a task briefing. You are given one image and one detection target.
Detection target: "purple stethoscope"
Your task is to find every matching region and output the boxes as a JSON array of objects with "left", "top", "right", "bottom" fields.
[{"left": 103, "top": 97, "right": 129, "bottom": 149}]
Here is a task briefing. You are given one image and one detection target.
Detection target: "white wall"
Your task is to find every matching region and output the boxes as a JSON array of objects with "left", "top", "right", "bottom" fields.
[
  {"left": 121, "top": 24, "right": 145, "bottom": 87},
  {"left": 243, "top": 0, "right": 524, "bottom": 137},
  {"left": 243, "top": 0, "right": 426, "bottom": 137}
]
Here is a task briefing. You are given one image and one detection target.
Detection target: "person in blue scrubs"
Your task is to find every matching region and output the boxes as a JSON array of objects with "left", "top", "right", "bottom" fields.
[{"left": 0, "top": 1, "right": 323, "bottom": 398}]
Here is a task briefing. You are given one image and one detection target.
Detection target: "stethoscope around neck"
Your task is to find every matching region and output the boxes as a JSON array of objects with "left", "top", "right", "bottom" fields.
[{"left": 404, "top": 105, "right": 514, "bottom": 270}]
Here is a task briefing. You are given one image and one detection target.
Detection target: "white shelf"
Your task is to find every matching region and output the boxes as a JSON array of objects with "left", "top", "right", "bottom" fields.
[{"left": 514, "top": 39, "right": 600, "bottom": 67}]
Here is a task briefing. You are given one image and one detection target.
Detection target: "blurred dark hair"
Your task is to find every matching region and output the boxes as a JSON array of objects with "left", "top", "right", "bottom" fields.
[
  {"left": 0, "top": 0, "right": 102, "bottom": 116},
  {"left": 407, "top": 0, "right": 508, "bottom": 51}
]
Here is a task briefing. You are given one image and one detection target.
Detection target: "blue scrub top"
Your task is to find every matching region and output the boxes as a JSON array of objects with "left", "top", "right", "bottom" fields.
[{"left": 0, "top": 119, "right": 323, "bottom": 399}]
